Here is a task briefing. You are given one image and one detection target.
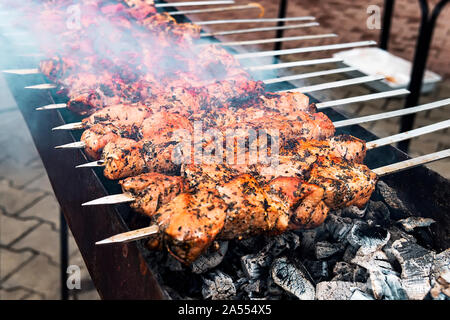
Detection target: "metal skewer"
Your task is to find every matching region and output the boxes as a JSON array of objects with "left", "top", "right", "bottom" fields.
[
  {"left": 201, "top": 22, "right": 319, "bottom": 37},
  {"left": 263, "top": 67, "right": 357, "bottom": 85},
  {"left": 36, "top": 103, "right": 67, "bottom": 111},
  {"left": 280, "top": 75, "right": 386, "bottom": 94},
  {"left": 316, "top": 89, "right": 410, "bottom": 109},
  {"left": 216, "top": 34, "right": 337, "bottom": 47},
  {"left": 155, "top": 1, "right": 234, "bottom": 7},
  {"left": 25, "top": 84, "right": 56, "bottom": 90},
  {"left": 168, "top": 3, "right": 264, "bottom": 16},
  {"left": 195, "top": 16, "right": 315, "bottom": 25},
  {"left": 334, "top": 98, "right": 450, "bottom": 127},
  {"left": 234, "top": 41, "right": 377, "bottom": 59},
  {"left": 95, "top": 225, "right": 160, "bottom": 245},
  {"left": 372, "top": 149, "right": 450, "bottom": 176},
  {"left": 82, "top": 193, "right": 135, "bottom": 206},
  {"left": 246, "top": 57, "right": 343, "bottom": 72},
  {"left": 52, "top": 122, "right": 83, "bottom": 131},
  {"left": 366, "top": 119, "right": 450, "bottom": 149},
  {"left": 55, "top": 141, "right": 85, "bottom": 149},
  {"left": 2, "top": 68, "right": 39, "bottom": 75},
  {"left": 95, "top": 147, "right": 450, "bottom": 244}
]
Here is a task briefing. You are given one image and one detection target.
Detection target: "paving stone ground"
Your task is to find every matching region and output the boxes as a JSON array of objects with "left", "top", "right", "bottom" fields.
[{"left": 0, "top": 0, "right": 449, "bottom": 300}]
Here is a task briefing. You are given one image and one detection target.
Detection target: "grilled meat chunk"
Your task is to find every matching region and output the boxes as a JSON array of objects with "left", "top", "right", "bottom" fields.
[{"left": 120, "top": 172, "right": 186, "bottom": 217}]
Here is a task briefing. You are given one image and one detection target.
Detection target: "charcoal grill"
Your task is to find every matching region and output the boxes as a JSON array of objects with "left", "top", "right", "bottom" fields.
[{"left": 0, "top": 2, "right": 449, "bottom": 300}]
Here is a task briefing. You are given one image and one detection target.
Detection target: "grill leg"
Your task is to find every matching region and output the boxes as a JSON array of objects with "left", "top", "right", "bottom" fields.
[
  {"left": 273, "top": 0, "right": 288, "bottom": 62},
  {"left": 379, "top": 0, "right": 395, "bottom": 50},
  {"left": 60, "top": 209, "right": 69, "bottom": 300},
  {"left": 398, "top": 0, "right": 449, "bottom": 153}
]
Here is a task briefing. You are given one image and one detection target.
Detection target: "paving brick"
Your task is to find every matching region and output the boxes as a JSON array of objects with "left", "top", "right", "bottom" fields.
[
  {"left": 0, "top": 287, "right": 32, "bottom": 300},
  {"left": 0, "top": 213, "right": 40, "bottom": 246},
  {"left": 26, "top": 172, "right": 55, "bottom": 194},
  {"left": 0, "top": 179, "right": 46, "bottom": 215},
  {"left": 0, "top": 157, "right": 45, "bottom": 188},
  {"left": 1, "top": 254, "right": 60, "bottom": 299},
  {"left": 19, "top": 195, "right": 60, "bottom": 229},
  {"left": 0, "top": 248, "right": 34, "bottom": 280},
  {"left": 12, "top": 223, "right": 59, "bottom": 264}
]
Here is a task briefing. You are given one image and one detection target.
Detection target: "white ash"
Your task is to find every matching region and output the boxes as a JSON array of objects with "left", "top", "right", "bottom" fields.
[
  {"left": 397, "top": 217, "right": 435, "bottom": 233},
  {"left": 368, "top": 269, "right": 408, "bottom": 300},
  {"left": 271, "top": 257, "right": 315, "bottom": 300},
  {"left": 352, "top": 249, "right": 395, "bottom": 275},
  {"left": 375, "top": 181, "right": 411, "bottom": 219},
  {"left": 241, "top": 252, "right": 272, "bottom": 280},
  {"left": 202, "top": 270, "right": 236, "bottom": 300},
  {"left": 391, "top": 238, "right": 435, "bottom": 300},
  {"left": 324, "top": 214, "right": 353, "bottom": 243},
  {"left": 315, "top": 241, "right": 345, "bottom": 260},
  {"left": 191, "top": 241, "right": 229, "bottom": 274},
  {"left": 316, "top": 281, "right": 367, "bottom": 300},
  {"left": 347, "top": 221, "right": 390, "bottom": 255},
  {"left": 350, "top": 289, "right": 375, "bottom": 300}
]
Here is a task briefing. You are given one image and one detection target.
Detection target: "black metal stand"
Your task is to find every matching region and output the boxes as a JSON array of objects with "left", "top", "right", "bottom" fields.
[
  {"left": 379, "top": 0, "right": 395, "bottom": 50},
  {"left": 398, "top": 0, "right": 449, "bottom": 152},
  {"left": 273, "top": 0, "right": 288, "bottom": 62},
  {"left": 60, "top": 210, "right": 69, "bottom": 300}
]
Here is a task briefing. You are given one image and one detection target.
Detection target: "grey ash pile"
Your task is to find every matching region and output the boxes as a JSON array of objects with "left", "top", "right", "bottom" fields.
[{"left": 140, "top": 181, "right": 450, "bottom": 300}]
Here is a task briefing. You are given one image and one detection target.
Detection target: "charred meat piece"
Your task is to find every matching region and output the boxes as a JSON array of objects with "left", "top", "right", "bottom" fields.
[
  {"left": 308, "top": 156, "right": 377, "bottom": 209},
  {"left": 119, "top": 172, "right": 187, "bottom": 217}
]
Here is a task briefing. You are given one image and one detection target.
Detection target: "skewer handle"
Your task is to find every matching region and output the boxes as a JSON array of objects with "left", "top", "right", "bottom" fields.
[{"left": 372, "top": 149, "right": 450, "bottom": 176}]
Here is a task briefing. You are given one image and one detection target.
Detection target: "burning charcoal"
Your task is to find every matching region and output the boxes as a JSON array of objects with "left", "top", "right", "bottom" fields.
[
  {"left": 304, "top": 260, "right": 329, "bottom": 282},
  {"left": 266, "top": 276, "right": 285, "bottom": 297},
  {"left": 315, "top": 241, "right": 345, "bottom": 260},
  {"left": 430, "top": 270, "right": 450, "bottom": 300},
  {"left": 368, "top": 270, "right": 408, "bottom": 300},
  {"left": 347, "top": 222, "right": 390, "bottom": 255},
  {"left": 375, "top": 181, "right": 411, "bottom": 220},
  {"left": 241, "top": 251, "right": 271, "bottom": 280},
  {"left": 350, "top": 289, "right": 375, "bottom": 300},
  {"left": 430, "top": 249, "right": 450, "bottom": 300},
  {"left": 352, "top": 249, "right": 395, "bottom": 274},
  {"left": 342, "top": 245, "right": 359, "bottom": 263},
  {"left": 191, "top": 241, "right": 229, "bottom": 274},
  {"left": 298, "top": 225, "right": 328, "bottom": 255},
  {"left": 271, "top": 257, "right": 315, "bottom": 300},
  {"left": 165, "top": 255, "right": 184, "bottom": 272},
  {"left": 341, "top": 205, "right": 367, "bottom": 219},
  {"left": 325, "top": 214, "right": 353, "bottom": 243},
  {"left": 365, "top": 201, "right": 391, "bottom": 227},
  {"left": 264, "top": 232, "right": 301, "bottom": 257},
  {"left": 316, "top": 281, "right": 367, "bottom": 300},
  {"left": 397, "top": 217, "right": 435, "bottom": 233},
  {"left": 391, "top": 239, "right": 436, "bottom": 300},
  {"left": 241, "top": 279, "right": 262, "bottom": 298},
  {"left": 332, "top": 261, "right": 368, "bottom": 283},
  {"left": 202, "top": 270, "right": 236, "bottom": 300}
]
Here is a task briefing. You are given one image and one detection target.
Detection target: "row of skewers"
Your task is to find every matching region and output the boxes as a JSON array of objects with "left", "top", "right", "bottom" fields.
[{"left": 2, "top": 0, "right": 449, "bottom": 264}]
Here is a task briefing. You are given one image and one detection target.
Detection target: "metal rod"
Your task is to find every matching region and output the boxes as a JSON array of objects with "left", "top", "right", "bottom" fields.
[
  {"left": 372, "top": 149, "right": 450, "bottom": 176},
  {"left": 196, "top": 16, "right": 314, "bottom": 25},
  {"left": 235, "top": 40, "right": 377, "bottom": 59},
  {"left": 263, "top": 67, "right": 357, "bottom": 85},
  {"left": 398, "top": 0, "right": 449, "bottom": 152},
  {"left": 367, "top": 119, "right": 450, "bottom": 149},
  {"left": 246, "top": 57, "right": 343, "bottom": 71},
  {"left": 36, "top": 103, "right": 67, "bottom": 111},
  {"left": 217, "top": 33, "right": 337, "bottom": 47},
  {"left": 201, "top": 22, "right": 319, "bottom": 37},
  {"left": 25, "top": 84, "right": 56, "bottom": 89},
  {"left": 168, "top": 3, "right": 263, "bottom": 16},
  {"left": 96, "top": 225, "right": 160, "bottom": 245},
  {"left": 274, "top": 0, "right": 288, "bottom": 53},
  {"left": 316, "top": 89, "right": 409, "bottom": 109},
  {"left": 60, "top": 210, "right": 69, "bottom": 300},
  {"left": 280, "top": 75, "right": 385, "bottom": 94},
  {"left": 155, "top": 1, "right": 234, "bottom": 7},
  {"left": 82, "top": 193, "right": 135, "bottom": 206},
  {"left": 334, "top": 98, "right": 450, "bottom": 128},
  {"left": 2, "top": 68, "right": 39, "bottom": 75},
  {"left": 380, "top": 0, "right": 395, "bottom": 50}
]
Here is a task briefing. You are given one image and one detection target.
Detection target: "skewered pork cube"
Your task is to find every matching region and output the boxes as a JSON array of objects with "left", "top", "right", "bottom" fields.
[
  {"left": 119, "top": 172, "right": 187, "bottom": 217},
  {"left": 159, "top": 189, "right": 228, "bottom": 263},
  {"left": 308, "top": 156, "right": 377, "bottom": 209},
  {"left": 82, "top": 103, "right": 152, "bottom": 128}
]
